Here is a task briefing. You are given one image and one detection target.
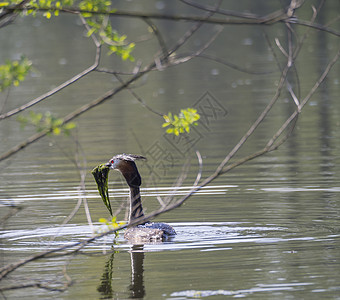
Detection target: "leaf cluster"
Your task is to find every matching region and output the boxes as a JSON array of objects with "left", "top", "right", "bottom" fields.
[
  {"left": 97, "top": 216, "right": 126, "bottom": 237},
  {"left": 1, "top": 0, "right": 135, "bottom": 61},
  {"left": 22, "top": 0, "right": 74, "bottom": 18},
  {"left": 162, "top": 108, "right": 200, "bottom": 136},
  {"left": 78, "top": 0, "right": 111, "bottom": 17},
  {"left": 80, "top": 0, "right": 135, "bottom": 61},
  {"left": 17, "top": 111, "right": 76, "bottom": 136},
  {"left": 0, "top": 57, "right": 32, "bottom": 92}
]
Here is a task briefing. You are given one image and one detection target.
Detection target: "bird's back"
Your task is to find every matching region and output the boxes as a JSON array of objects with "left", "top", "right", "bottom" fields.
[{"left": 124, "top": 222, "right": 176, "bottom": 243}]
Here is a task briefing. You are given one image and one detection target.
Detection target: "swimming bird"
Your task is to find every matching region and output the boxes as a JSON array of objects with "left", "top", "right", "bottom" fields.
[{"left": 106, "top": 154, "right": 176, "bottom": 242}]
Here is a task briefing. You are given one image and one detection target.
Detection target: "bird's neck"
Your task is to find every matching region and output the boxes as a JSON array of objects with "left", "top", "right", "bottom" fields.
[
  {"left": 118, "top": 160, "right": 142, "bottom": 187},
  {"left": 129, "top": 186, "right": 144, "bottom": 223},
  {"left": 117, "top": 160, "right": 144, "bottom": 223}
]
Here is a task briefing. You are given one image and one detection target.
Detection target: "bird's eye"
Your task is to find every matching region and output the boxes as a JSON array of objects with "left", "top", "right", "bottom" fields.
[{"left": 110, "top": 160, "right": 114, "bottom": 163}]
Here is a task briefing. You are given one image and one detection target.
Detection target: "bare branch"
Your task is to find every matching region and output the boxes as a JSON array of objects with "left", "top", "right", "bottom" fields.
[
  {"left": 1, "top": 3, "right": 339, "bottom": 37},
  {"left": 275, "top": 37, "right": 289, "bottom": 58},
  {"left": 0, "top": 1, "right": 223, "bottom": 163},
  {"left": 0, "top": 2, "right": 339, "bottom": 285},
  {"left": 0, "top": 204, "right": 22, "bottom": 226},
  {"left": 0, "top": 0, "right": 30, "bottom": 28},
  {"left": 196, "top": 53, "right": 274, "bottom": 75},
  {"left": 0, "top": 86, "right": 11, "bottom": 114},
  {"left": 152, "top": 47, "right": 339, "bottom": 220},
  {"left": 179, "top": 0, "right": 261, "bottom": 20},
  {"left": 287, "top": 82, "right": 300, "bottom": 108},
  {"left": 193, "top": 150, "right": 203, "bottom": 186},
  {"left": 299, "top": 48, "right": 340, "bottom": 110},
  {"left": 114, "top": 74, "right": 164, "bottom": 117},
  {"left": 142, "top": 17, "right": 169, "bottom": 62},
  {"left": 0, "top": 22, "right": 101, "bottom": 120},
  {"left": 0, "top": 280, "right": 73, "bottom": 292}
]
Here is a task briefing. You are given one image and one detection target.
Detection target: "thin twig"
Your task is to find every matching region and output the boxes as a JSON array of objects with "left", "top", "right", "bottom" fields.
[
  {"left": 114, "top": 74, "right": 164, "bottom": 117},
  {"left": 2, "top": 5, "right": 339, "bottom": 36},
  {"left": 0, "top": 86, "right": 11, "bottom": 114},
  {"left": 150, "top": 45, "right": 339, "bottom": 217},
  {"left": 0, "top": 37, "right": 101, "bottom": 120},
  {"left": 0, "top": 1, "right": 222, "bottom": 162},
  {"left": 275, "top": 37, "right": 289, "bottom": 58},
  {"left": 193, "top": 150, "right": 203, "bottom": 186},
  {"left": 142, "top": 17, "right": 169, "bottom": 62},
  {"left": 196, "top": 53, "right": 274, "bottom": 75},
  {"left": 1, "top": 2, "right": 339, "bottom": 284},
  {"left": 0, "top": 280, "right": 73, "bottom": 292}
]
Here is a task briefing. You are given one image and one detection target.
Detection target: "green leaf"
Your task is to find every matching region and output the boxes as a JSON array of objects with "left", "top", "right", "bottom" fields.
[
  {"left": 64, "top": 122, "right": 76, "bottom": 130},
  {"left": 16, "top": 111, "right": 76, "bottom": 136},
  {"left": 162, "top": 108, "right": 200, "bottom": 136},
  {"left": 87, "top": 27, "right": 97, "bottom": 37},
  {"left": 44, "top": 11, "right": 52, "bottom": 18},
  {"left": 52, "top": 127, "right": 61, "bottom": 135},
  {"left": 99, "top": 217, "right": 107, "bottom": 223},
  {"left": 166, "top": 128, "right": 174, "bottom": 134},
  {"left": 0, "top": 56, "right": 32, "bottom": 91}
]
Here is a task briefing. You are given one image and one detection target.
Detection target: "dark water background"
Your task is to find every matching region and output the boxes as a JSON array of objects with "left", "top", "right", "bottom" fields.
[{"left": 1, "top": 1, "right": 340, "bottom": 299}]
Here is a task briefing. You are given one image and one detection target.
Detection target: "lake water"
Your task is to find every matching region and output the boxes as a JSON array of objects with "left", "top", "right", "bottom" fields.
[{"left": 1, "top": 1, "right": 340, "bottom": 299}]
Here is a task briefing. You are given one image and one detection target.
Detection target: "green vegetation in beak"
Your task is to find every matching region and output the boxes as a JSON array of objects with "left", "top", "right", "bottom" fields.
[{"left": 92, "top": 164, "right": 112, "bottom": 216}]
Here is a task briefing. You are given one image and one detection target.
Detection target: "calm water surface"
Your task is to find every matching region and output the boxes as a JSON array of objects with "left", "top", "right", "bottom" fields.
[{"left": 1, "top": 1, "right": 340, "bottom": 299}]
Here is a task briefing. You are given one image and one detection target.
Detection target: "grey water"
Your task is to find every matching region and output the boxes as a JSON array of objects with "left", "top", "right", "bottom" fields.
[{"left": 1, "top": 1, "right": 340, "bottom": 299}]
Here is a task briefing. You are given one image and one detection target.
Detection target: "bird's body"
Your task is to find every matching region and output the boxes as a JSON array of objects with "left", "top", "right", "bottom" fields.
[
  {"left": 106, "top": 154, "right": 176, "bottom": 242},
  {"left": 124, "top": 224, "right": 175, "bottom": 243}
]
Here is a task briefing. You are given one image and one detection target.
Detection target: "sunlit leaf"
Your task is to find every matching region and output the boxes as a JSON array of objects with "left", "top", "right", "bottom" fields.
[
  {"left": 44, "top": 11, "right": 52, "bottom": 18},
  {"left": 0, "top": 57, "right": 32, "bottom": 91},
  {"left": 99, "top": 218, "right": 107, "bottom": 223},
  {"left": 16, "top": 111, "right": 76, "bottom": 136},
  {"left": 53, "top": 127, "right": 61, "bottom": 135},
  {"left": 162, "top": 108, "right": 200, "bottom": 136}
]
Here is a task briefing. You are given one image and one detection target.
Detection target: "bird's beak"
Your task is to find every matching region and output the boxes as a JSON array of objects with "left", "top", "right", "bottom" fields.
[{"left": 105, "top": 162, "right": 112, "bottom": 168}]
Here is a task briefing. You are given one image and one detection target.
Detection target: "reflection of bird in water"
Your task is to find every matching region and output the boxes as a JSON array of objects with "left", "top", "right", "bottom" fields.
[
  {"left": 129, "top": 245, "right": 145, "bottom": 298},
  {"left": 106, "top": 154, "right": 176, "bottom": 242},
  {"left": 97, "top": 245, "right": 146, "bottom": 299}
]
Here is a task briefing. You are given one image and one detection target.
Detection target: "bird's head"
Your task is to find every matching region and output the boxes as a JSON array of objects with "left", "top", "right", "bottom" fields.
[
  {"left": 106, "top": 154, "right": 146, "bottom": 187},
  {"left": 106, "top": 154, "right": 146, "bottom": 169}
]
